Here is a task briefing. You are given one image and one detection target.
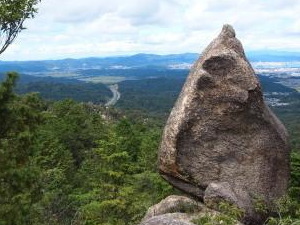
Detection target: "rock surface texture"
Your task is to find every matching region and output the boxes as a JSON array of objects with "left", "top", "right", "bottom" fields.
[
  {"left": 140, "top": 195, "right": 242, "bottom": 225},
  {"left": 140, "top": 213, "right": 196, "bottom": 225},
  {"left": 142, "top": 195, "right": 202, "bottom": 221},
  {"left": 159, "top": 25, "right": 290, "bottom": 223},
  {"left": 140, "top": 195, "right": 199, "bottom": 225}
]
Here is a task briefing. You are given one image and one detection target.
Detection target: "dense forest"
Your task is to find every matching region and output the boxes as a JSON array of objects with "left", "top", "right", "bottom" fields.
[
  {"left": 0, "top": 72, "right": 175, "bottom": 224},
  {"left": 0, "top": 71, "right": 300, "bottom": 225},
  {"left": 16, "top": 81, "right": 112, "bottom": 104},
  {"left": 0, "top": 73, "right": 113, "bottom": 104}
]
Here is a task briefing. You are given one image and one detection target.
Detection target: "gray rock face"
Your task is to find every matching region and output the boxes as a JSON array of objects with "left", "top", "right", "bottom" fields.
[
  {"left": 139, "top": 195, "right": 243, "bottom": 225},
  {"left": 159, "top": 25, "right": 290, "bottom": 221},
  {"left": 142, "top": 195, "right": 203, "bottom": 221},
  {"left": 140, "top": 213, "right": 196, "bottom": 225},
  {"left": 140, "top": 195, "right": 199, "bottom": 225}
]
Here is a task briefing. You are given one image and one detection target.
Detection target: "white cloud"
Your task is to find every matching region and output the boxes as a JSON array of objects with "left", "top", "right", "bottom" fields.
[{"left": 1, "top": 0, "right": 300, "bottom": 60}]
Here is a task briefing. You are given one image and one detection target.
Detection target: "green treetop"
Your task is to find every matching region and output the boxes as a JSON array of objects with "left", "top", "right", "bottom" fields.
[{"left": 0, "top": 0, "right": 40, "bottom": 55}]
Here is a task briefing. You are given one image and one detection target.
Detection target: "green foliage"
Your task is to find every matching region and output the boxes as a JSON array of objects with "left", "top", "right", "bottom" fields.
[
  {"left": 291, "top": 152, "right": 300, "bottom": 187},
  {"left": 0, "top": 72, "right": 18, "bottom": 136},
  {"left": 0, "top": 86, "right": 174, "bottom": 225},
  {"left": 193, "top": 213, "right": 237, "bottom": 225},
  {"left": 273, "top": 93, "right": 300, "bottom": 152},
  {"left": 192, "top": 215, "right": 212, "bottom": 225},
  {"left": 266, "top": 193, "right": 300, "bottom": 225},
  {"left": 266, "top": 217, "right": 300, "bottom": 225},
  {"left": 69, "top": 118, "right": 174, "bottom": 225},
  {"left": 116, "top": 77, "right": 185, "bottom": 118},
  {"left": 263, "top": 92, "right": 300, "bottom": 225},
  {"left": 45, "top": 99, "right": 106, "bottom": 167},
  {"left": 192, "top": 201, "right": 244, "bottom": 225},
  {"left": 1, "top": 70, "right": 300, "bottom": 225},
  {"left": 0, "top": 73, "right": 44, "bottom": 224},
  {"left": 252, "top": 195, "right": 269, "bottom": 215},
  {"left": 16, "top": 81, "right": 112, "bottom": 104},
  {"left": 0, "top": 0, "right": 40, "bottom": 54},
  {"left": 217, "top": 201, "right": 245, "bottom": 221}
]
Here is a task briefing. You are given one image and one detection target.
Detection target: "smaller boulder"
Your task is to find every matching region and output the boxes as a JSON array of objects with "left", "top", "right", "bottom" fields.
[
  {"left": 142, "top": 195, "right": 203, "bottom": 221},
  {"left": 140, "top": 195, "right": 243, "bottom": 225},
  {"left": 140, "top": 213, "right": 196, "bottom": 225}
]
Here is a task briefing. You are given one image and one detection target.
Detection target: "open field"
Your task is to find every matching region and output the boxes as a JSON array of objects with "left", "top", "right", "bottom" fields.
[{"left": 78, "top": 76, "right": 129, "bottom": 84}]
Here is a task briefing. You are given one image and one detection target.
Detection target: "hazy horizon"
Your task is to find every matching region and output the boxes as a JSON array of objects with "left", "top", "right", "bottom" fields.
[{"left": 1, "top": 50, "right": 300, "bottom": 62}]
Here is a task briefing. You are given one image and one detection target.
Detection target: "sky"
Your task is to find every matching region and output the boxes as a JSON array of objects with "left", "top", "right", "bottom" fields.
[{"left": 1, "top": 0, "right": 300, "bottom": 61}]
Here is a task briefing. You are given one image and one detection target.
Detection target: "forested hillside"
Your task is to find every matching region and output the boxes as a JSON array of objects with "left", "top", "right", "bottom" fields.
[
  {"left": 0, "top": 73, "right": 113, "bottom": 104},
  {"left": 16, "top": 81, "right": 112, "bottom": 104},
  {"left": 0, "top": 73, "right": 174, "bottom": 224},
  {"left": 1, "top": 71, "right": 300, "bottom": 224}
]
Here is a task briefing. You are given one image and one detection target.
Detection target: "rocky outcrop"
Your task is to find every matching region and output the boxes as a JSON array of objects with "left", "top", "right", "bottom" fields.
[
  {"left": 140, "top": 195, "right": 199, "bottom": 225},
  {"left": 140, "top": 213, "right": 196, "bottom": 225},
  {"left": 158, "top": 24, "right": 290, "bottom": 223},
  {"left": 142, "top": 195, "right": 202, "bottom": 221},
  {"left": 140, "top": 195, "right": 243, "bottom": 225}
]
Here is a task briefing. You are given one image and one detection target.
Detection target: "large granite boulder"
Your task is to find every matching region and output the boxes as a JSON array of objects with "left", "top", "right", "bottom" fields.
[{"left": 159, "top": 25, "right": 290, "bottom": 223}]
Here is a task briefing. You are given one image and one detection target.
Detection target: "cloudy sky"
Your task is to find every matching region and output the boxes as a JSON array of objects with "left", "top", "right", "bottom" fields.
[{"left": 1, "top": 0, "right": 300, "bottom": 61}]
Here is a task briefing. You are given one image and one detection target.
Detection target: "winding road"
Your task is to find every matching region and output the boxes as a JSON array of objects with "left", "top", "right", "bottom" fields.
[{"left": 105, "top": 84, "right": 121, "bottom": 106}]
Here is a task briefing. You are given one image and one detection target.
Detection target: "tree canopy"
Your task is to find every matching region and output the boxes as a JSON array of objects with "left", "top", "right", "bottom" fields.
[{"left": 0, "top": 0, "right": 40, "bottom": 55}]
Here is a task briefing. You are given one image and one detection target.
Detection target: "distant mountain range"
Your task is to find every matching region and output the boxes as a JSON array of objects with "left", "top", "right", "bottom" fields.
[
  {"left": 0, "top": 51, "right": 300, "bottom": 73},
  {"left": 0, "top": 53, "right": 197, "bottom": 73}
]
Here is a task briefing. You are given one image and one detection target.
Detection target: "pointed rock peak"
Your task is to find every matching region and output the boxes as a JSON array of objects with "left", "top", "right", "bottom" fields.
[
  {"left": 220, "top": 24, "right": 236, "bottom": 38},
  {"left": 159, "top": 23, "right": 290, "bottom": 224},
  {"left": 200, "top": 25, "right": 244, "bottom": 60}
]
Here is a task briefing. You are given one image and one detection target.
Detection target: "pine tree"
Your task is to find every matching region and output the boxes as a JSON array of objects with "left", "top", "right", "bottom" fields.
[{"left": 0, "top": 72, "right": 44, "bottom": 224}]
